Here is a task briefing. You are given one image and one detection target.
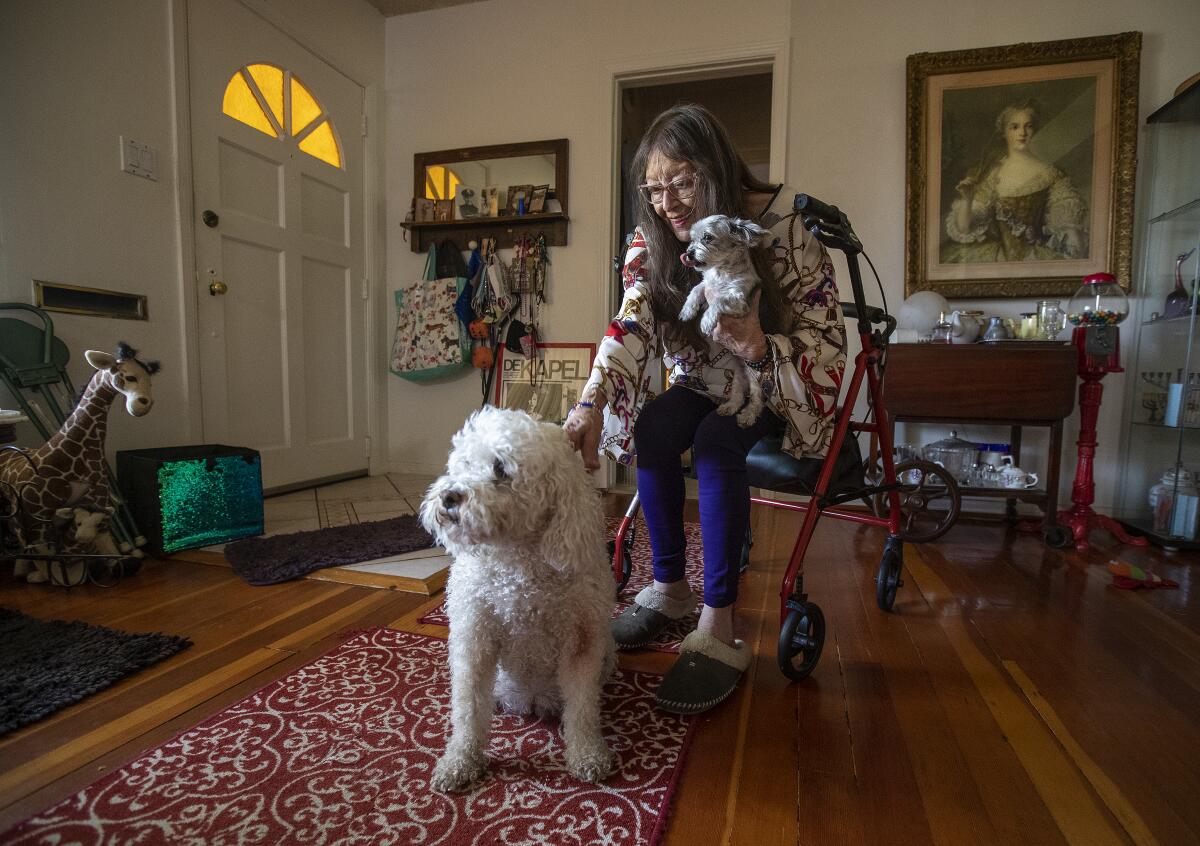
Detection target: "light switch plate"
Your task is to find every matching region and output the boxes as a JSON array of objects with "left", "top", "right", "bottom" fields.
[{"left": 119, "top": 135, "right": 157, "bottom": 181}]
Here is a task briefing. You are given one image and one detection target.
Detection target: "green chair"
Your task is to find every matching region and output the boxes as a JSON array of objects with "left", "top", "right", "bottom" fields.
[
  {"left": 0, "top": 303, "right": 145, "bottom": 567},
  {"left": 0, "top": 303, "right": 75, "bottom": 439}
]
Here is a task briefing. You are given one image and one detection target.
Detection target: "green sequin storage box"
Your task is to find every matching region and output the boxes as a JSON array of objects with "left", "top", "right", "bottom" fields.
[{"left": 117, "top": 445, "right": 264, "bottom": 554}]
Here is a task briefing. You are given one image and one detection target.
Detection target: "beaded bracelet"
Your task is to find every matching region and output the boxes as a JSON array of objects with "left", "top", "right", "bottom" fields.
[
  {"left": 569, "top": 401, "right": 599, "bottom": 415},
  {"left": 746, "top": 346, "right": 773, "bottom": 372}
]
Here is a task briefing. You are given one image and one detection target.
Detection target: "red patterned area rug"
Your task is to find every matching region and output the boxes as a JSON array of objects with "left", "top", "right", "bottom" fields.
[
  {"left": 2, "top": 628, "right": 694, "bottom": 846},
  {"left": 418, "top": 519, "right": 705, "bottom": 653}
]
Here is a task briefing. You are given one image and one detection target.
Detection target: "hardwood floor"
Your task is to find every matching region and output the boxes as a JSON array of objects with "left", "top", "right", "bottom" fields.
[{"left": 2, "top": 502, "right": 1198, "bottom": 844}]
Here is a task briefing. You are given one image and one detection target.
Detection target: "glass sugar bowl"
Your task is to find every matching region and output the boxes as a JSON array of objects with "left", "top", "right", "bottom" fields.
[
  {"left": 921, "top": 431, "right": 978, "bottom": 483},
  {"left": 1067, "top": 272, "right": 1129, "bottom": 328},
  {"left": 1148, "top": 465, "right": 1198, "bottom": 534}
]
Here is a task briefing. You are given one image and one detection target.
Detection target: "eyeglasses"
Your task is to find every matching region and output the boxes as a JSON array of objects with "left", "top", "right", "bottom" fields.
[{"left": 637, "top": 173, "right": 700, "bottom": 205}]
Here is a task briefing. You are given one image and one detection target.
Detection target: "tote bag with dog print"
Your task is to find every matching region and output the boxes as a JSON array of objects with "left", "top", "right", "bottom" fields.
[{"left": 390, "top": 244, "right": 470, "bottom": 382}]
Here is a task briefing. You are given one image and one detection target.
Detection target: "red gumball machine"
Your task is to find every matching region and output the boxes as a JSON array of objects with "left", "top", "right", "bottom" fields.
[{"left": 1058, "top": 272, "right": 1149, "bottom": 551}]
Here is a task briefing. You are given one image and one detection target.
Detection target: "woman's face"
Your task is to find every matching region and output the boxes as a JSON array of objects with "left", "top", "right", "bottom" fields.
[
  {"left": 643, "top": 151, "right": 701, "bottom": 242},
  {"left": 1003, "top": 109, "right": 1036, "bottom": 153}
]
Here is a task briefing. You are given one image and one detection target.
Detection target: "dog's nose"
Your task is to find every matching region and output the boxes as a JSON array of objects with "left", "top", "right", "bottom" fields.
[{"left": 442, "top": 489, "right": 463, "bottom": 516}]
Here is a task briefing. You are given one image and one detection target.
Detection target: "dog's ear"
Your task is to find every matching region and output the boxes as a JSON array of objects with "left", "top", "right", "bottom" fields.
[
  {"left": 732, "top": 218, "right": 773, "bottom": 249},
  {"left": 537, "top": 436, "right": 604, "bottom": 574}
]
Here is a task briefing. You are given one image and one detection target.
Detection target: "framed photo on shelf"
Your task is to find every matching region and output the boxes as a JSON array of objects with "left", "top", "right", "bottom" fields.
[
  {"left": 505, "top": 184, "right": 534, "bottom": 216},
  {"left": 455, "top": 185, "right": 481, "bottom": 219},
  {"left": 529, "top": 184, "right": 549, "bottom": 213},
  {"left": 433, "top": 199, "right": 454, "bottom": 222},
  {"left": 481, "top": 186, "right": 500, "bottom": 217},
  {"left": 493, "top": 342, "right": 596, "bottom": 426},
  {"left": 905, "top": 31, "right": 1140, "bottom": 298},
  {"left": 414, "top": 197, "right": 436, "bottom": 223}
]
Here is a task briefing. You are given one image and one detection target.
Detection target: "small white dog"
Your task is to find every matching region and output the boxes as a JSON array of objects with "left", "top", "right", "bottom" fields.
[
  {"left": 679, "top": 214, "right": 774, "bottom": 427},
  {"left": 420, "top": 406, "right": 617, "bottom": 792}
]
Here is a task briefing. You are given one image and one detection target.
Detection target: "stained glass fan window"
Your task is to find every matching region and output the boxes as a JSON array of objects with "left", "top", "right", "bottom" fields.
[{"left": 221, "top": 63, "right": 342, "bottom": 169}]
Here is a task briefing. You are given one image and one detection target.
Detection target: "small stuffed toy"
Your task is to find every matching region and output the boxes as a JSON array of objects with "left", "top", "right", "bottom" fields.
[
  {"left": 468, "top": 319, "right": 490, "bottom": 341},
  {"left": 471, "top": 346, "right": 494, "bottom": 369},
  {"left": 1107, "top": 559, "right": 1179, "bottom": 590}
]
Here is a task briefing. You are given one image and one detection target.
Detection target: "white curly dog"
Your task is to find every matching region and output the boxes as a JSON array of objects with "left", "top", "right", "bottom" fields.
[{"left": 420, "top": 406, "right": 617, "bottom": 792}]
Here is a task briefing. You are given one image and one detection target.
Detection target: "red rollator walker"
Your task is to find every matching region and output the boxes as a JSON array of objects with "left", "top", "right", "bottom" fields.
[{"left": 609, "top": 194, "right": 961, "bottom": 681}]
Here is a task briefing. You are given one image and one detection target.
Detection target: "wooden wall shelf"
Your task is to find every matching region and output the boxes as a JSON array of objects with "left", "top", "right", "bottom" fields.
[
  {"left": 402, "top": 212, "right": 568, "bottom": 252},
  {"left": 408, "top": 138, "right": 569, "bottom": 252}
]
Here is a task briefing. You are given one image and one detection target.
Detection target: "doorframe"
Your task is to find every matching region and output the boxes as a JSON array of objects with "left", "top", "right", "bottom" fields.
[
  {"left": 167, "top": 0, "right": 386, "bottom": 475},
  {"left": 595, "top": 41, "right": 791, "bottom": 489},
  {"left": 168, "top": 0, "right": 204, "bottom": 446}
]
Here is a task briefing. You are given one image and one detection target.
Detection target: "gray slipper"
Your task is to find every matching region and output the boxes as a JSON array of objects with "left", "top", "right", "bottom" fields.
[
  {"left": 654, "top": 631, "right": 752, "bottom": 715},
  {"left": 612, "top": 586, "right": 695, "bottom": 649}
]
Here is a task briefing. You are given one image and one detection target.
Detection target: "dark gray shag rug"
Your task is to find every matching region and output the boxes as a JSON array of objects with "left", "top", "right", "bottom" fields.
[
  {"left": 224, "top": 514, "right": 436, "bottom": 586},
  {"left": 0, "top": 608, "right": 192, "bottom": 737}
]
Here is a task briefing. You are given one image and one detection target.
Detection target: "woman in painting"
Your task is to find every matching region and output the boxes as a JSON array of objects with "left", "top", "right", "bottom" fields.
[{"left": 944, "top": 99, "right": 1088, "bottom": 263}]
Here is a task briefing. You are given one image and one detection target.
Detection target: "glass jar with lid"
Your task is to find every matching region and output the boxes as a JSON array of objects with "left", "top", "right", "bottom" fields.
[{"left": 1148, "top": 465, "right": 1198, "bottom": 535}]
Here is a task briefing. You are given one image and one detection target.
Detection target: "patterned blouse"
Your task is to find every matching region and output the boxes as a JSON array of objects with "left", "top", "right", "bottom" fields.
[{"left": 584, "top": 187, "right": 847, "bottom": 465}]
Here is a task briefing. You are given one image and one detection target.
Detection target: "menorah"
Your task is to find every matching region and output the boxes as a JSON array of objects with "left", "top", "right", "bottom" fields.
[{"left": 1141, "top": 371, "right": 1170, "bottom": 424}]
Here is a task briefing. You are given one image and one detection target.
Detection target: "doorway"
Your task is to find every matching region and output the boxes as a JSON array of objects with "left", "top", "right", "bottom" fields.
[
  {"left": 618, "top": 71, "right": 774, "bottom": 252},
  {"left": 612, "top": 70, "right": 775, "bottom": 489}
]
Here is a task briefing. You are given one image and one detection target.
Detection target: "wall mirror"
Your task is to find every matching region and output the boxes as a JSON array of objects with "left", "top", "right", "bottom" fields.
[{"left": 407, "top": 139, "right": 568, "bottom": 251}]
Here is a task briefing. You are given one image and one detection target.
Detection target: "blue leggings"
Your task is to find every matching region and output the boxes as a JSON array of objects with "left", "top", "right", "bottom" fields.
[{"left": 633, "top": 386, "right": 781, "bottom": 608}]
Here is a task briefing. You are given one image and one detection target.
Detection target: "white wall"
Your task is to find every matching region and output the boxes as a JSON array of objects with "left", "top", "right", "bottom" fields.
[
  {"left": 1, "top": 0, "right": 190, "bottom": 454},
  {"left": 385, "top": 0, "right": 1198, "bottom": 512},
  {"left": 789, "top": 0, "right": 1200, "bottom": 511},
  {"left": 384, "top": 0, "right": 790, "bottom": 473},
  {"left": 0, "top": 0, "right": 383, "bottom": 461}
]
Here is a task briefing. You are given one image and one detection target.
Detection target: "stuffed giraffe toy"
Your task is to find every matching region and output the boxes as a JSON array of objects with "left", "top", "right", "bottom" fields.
[{"left": 1, "top": 342, "right": 157, "bottom": 582}]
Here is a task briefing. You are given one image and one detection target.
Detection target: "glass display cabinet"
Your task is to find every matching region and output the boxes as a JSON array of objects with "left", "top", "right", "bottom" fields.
[{"left": 1119, "top": 80, "right": 1200, "bottom": 549}]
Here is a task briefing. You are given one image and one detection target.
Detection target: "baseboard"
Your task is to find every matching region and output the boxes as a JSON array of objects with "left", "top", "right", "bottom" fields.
[
  {"left": 388, "top": 459, "right": 445, "bottom": 476},
  {"left": 264, "top": 469, "right": 367, "bottom": 497}
]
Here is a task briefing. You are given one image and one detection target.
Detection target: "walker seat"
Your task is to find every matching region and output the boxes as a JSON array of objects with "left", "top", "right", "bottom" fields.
[{"left": 746, "top": 431, "right": 864, "bottom": 497}]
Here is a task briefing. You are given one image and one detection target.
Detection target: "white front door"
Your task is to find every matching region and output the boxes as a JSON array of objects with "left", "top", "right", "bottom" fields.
[{"left": 189, "top": 0, "right": 367, "bottom": 491}]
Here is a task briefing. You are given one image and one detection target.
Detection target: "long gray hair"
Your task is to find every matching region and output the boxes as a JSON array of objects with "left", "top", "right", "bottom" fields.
[{"left": 630, "top": 104, "right": 785, "bottom": 352}]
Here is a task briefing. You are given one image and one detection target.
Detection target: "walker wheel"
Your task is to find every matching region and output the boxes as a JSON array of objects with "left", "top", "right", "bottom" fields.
[
  {"left": 873, "top": 460, "right": 961, "bottom": 543},
  {"left": 876, "top": 538, "right": 903, "bottom": 611},
  {"left": 608, "top": 525, "right": 636, "bottom": 594},
  {"left": 778, "top": 602, "right": 825, "bottom": 681}
]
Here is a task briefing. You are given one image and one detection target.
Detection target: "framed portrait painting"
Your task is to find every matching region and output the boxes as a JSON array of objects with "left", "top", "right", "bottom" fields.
[{"left": 905, "top": 32, "right": 1140, "bottom": 298}]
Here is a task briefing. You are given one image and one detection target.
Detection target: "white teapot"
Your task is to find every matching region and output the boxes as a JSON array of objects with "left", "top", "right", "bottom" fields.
[
  {"left": 948, "top": 310, "right": 981, "bottom": 344},
  {"left": 998, "top": 456, "right": 1038, "bottom": 489}
]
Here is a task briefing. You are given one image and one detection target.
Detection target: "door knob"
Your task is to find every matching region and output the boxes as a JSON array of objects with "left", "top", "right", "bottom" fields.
[
  {"left": 209, "top": 278, "right": 228, "bottom": 296},
  {"left": 202, "top": 209, "right": 219, "bottom": 228}
]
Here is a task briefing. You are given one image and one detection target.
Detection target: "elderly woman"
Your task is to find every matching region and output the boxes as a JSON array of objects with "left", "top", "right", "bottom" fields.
[
  {"left": 944, "top": 99, "right": 1089, "bottom": 263},
  {"left": 563, "top": 104, "right": 846, "bottom": 714}
]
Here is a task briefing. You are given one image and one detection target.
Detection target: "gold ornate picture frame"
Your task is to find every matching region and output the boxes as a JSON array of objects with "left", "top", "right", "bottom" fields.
[{"left": 905, "top": 32, "right": 1140, "bottom": 298}]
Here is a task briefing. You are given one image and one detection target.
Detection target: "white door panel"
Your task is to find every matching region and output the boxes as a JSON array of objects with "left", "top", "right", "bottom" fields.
[{"left": 189, "top": 0, "right": 366, "bottom": 490}]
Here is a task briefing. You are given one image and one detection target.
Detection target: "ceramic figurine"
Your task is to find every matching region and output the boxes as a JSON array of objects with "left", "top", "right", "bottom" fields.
[{"left": 948, "top": 310, "right": 981, "bottom": 344}]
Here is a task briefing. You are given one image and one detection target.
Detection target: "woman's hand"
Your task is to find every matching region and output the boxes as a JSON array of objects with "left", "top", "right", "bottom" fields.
[
  {"left": 955, "top": 176, "right": 978, "bottom": 198},
  {"left": 564, "top": 400, "right": 604, "bottom": 472},
  {"left": 713, "top": 290, "right": 768, "bottom": 363}
]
